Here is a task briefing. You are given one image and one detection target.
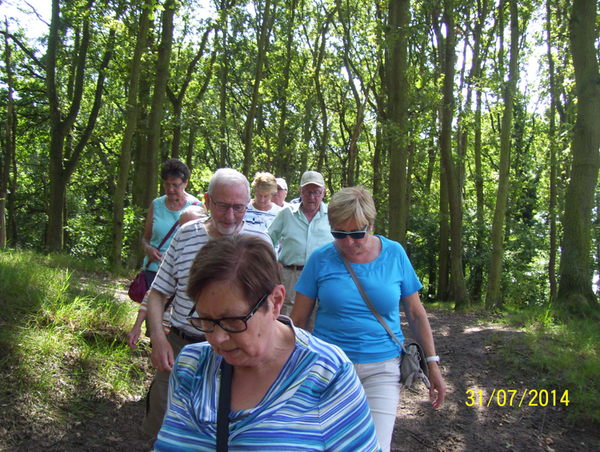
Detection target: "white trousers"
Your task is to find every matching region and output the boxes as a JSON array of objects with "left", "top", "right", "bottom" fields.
[{"left": 354, "top": 357, "right": 401, "bottom": 452}]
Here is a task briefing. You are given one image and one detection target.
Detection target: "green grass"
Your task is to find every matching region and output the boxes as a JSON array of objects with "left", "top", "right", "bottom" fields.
[
  {"left": 495, "top": 305, "right": 600, "bottom": 425},
  {"left": 0, "top": 248, "right": 151, "bottom": 445}
]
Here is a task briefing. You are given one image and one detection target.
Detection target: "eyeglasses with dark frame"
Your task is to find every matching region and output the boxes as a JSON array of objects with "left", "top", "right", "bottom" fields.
[
  {"left": 330, "top": 224, "right": 370, "bottom": 240},
  {"left": 164, "top": 181, "right": 184, "bottom": 189},
  {"left": 208, "top": 193, "right": 248, "bottom": 214},
  {"left": 301, "top": 188, "right": 324, "bottom": 197},
  {"left": 186, "top": 292, "right": 270, "bottom": 333}
]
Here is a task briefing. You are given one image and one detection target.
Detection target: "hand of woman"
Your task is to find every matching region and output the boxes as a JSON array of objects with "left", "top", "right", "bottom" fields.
[
  {"left": 402, "top": 292, "right": 446, "bottom": 408},
  {"left": 427, "top": 362, "right": 446, "bottom": 409},
  {"left": 145, "top": 245, "right": 163, "bottom": 262}
]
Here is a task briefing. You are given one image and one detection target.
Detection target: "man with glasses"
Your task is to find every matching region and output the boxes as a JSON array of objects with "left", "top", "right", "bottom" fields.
[
  {"left": 142, "top": 168, "right": 271, "bottom": 438},
  {"left": 267, "top": 171, "right": 333, "bottom": 323}
]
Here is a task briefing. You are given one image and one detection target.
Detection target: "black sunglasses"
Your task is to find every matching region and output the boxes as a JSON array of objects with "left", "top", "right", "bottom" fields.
[{"left": 330, "top": 224, "right": 369, "bottom": 240}]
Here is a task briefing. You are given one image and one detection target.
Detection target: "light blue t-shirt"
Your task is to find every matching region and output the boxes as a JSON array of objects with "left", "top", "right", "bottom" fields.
[
  {"left": 295, "top": 236, "right": 423, "bottom": 364},
  {"left": 143, "top": 195, "right": 200, "bottom": 272}
]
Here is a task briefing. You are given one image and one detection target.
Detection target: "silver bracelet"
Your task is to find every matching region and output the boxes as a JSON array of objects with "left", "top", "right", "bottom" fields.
[{"left": 425, "top": 355, "right": 440, "bottom": 363}]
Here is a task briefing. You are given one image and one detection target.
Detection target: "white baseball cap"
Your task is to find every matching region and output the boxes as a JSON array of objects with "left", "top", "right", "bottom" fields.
[
  {"left": 300, "top": 171, "right": 325, "bottom": 188},
  {"left": 276, "top": 178, "right": 288, "bottom": 190}
]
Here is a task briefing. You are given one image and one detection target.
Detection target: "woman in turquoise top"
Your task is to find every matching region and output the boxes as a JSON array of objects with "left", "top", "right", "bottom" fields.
[
  {"left": 141, "top": 158, "right": 200, "bottom": 286},
  {"left": 292, "top": 186, "right": 446, "bottom": 452},
  {"left": 128, "top": 159, "right": 201, "bottom": 349}
]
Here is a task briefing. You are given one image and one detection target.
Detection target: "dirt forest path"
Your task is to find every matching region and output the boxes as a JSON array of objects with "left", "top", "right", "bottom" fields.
[
  {"left": 9, "top": 309, "right": 600, "bottom": 452},
  {"left": 393, "top": 310, "right": 600, "bottom": 452}
]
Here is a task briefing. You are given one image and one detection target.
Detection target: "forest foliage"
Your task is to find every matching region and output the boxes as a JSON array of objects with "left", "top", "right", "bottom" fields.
[{"left": 0, "top": 0, "right": 599, "bottom": 314}]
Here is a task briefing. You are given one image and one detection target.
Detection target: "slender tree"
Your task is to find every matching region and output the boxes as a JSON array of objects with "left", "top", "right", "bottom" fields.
[
  {"left": 140, "top": 0, "right": 177, "bottom": 210},
  {"left": 1, "top": 19, "right": 15, "bottom": 249},
  {"left": 486, "top": 0, "right": 521, "bottom": 309},
  {"left": 274, "top": 0, "right": 297, "bottom": 177},
  {"left": 546, "top": 0, "right": 558, "bottom": 302},
  {"left": 439, "top": 0, "right": 470, "bottom": 309},
  {"left": 46, "top": 0, "right": 116, "bottom": 251},
  {"left": 386, "top": 0, "right": 410, "bottom": 246},
  {"left": 242, "top": 0, "right": 276, "bottom": 176},
  {"left": 557, "top": 0, "right": 600, "bottom": 315},
  {"left": 111, "top": 0, "right": 152, "bottom": 270},
  {"left": 217, "top": 3, "right": 229, "bottom": 169},
  {"left": 167, "top": 25, "right": 214, "bottom": 159}
]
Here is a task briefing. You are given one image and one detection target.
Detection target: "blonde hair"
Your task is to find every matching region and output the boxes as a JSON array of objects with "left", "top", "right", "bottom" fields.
[
  {"left": 328, "top": 186, "right": 377, "bottom": 229},
  {"left": 252, "top": 172, "right": 277, "bottom": 195}
]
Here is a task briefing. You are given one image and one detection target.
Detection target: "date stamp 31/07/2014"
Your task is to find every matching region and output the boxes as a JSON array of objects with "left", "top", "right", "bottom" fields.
[{"left": 465, "top": 389, "right": 570, "bottom": 407}]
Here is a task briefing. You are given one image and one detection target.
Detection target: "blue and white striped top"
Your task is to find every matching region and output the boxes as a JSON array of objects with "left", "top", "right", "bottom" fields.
[{"left": 154, "top": 318, "right": 381, "bottom": 451}]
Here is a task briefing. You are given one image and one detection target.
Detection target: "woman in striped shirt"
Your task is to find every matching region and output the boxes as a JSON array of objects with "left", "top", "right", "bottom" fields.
[{"left": 154, "top": 234, "right": 381, "bottom": 451}]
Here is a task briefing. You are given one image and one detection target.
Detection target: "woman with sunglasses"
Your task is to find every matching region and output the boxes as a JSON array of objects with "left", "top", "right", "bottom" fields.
[
  {"left": 292, "top": 186, "right": 446, "bottom": 452},
  {"left": 154, "top": 234, "right": 381, "bottom": 451}
]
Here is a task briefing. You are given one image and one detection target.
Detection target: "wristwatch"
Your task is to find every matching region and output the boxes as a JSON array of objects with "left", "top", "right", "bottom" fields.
[{"left": 425, "top": 355, "right": 440, "bottom": 363}]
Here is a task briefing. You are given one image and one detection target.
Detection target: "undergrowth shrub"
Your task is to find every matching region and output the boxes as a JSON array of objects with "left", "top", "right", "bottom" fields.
[{"left": 0, "top": 249, "right": 149, "bottom": 422}]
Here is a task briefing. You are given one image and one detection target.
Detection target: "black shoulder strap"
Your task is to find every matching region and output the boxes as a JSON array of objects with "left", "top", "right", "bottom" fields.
[{"left": 216, "top": 359, "right": 233, "bottom": 451}]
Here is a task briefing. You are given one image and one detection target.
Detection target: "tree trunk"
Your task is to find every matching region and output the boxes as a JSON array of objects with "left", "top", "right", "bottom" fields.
[
  {"left": 275, "top": 0, "right": 297, "bottom": 177},
  {"left": 437, "top": 162, "right": 450, "bottom": 301},
  {"left": 557, "top": 0, "right": 600, "bottom": 315},
  {"left": 486, "top": 0, "right": 520, "bottom": 310},
  {"left": 167, "top": 26, "right": 213, "bottom": 160},
  {"left": 143, "top": 0, "right": 177, "bottom": 210},
  {"left": 46, "top": 0, "right": 115, "bottom": 251},
  {"left": 471, "top": 89, "right": 485, "bottom": 302},
  {"left": 460, "top": 0, "right": 489, "bottom": 303},
  {"left": 1, "top": 20, "right": 15, "bottom": 249},
  {"left": 372, "top": 124, "right": 384, "bottom": 235},
  {"left": 440, "top": 0, "right": 470, "bottom": 309},
  {"left": 110, "top": 0, "right": 151, "bottom": 270},
  {"left": 386, "top": 0, "right": 409, "bottom": 247},
  {"left": 313, "top": 8, "right": 336, "bottom": 173},
  {"left": 546, "top": 0, "right": 558, "bottom": 303},
  {"left": 243, "top": 0, "right": 275, "bottom": 176},
  {"left": 218, "top": 18, "right": 228, "bottom": 169}
]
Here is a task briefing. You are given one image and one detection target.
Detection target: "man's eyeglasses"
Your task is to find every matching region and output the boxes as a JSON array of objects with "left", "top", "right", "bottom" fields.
[
  {"left": 164, "top": 181, "right": 184, "bottom": 189},
  {"left": 209, "top": 194, "right": 248, "bottom": 214},
  {"left": 330, "top": 224, "right": 369, "bottom": 240},
  {"left": 301, "top": 188, "right": 324, "bottom": 197},
  {"left": 186, "top": 292, "right": 269, "bottom": 333}
]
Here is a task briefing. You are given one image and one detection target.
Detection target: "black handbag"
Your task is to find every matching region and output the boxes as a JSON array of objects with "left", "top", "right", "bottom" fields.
[{"left": 333, "top": 242, "right": 430, "bottom": 389}]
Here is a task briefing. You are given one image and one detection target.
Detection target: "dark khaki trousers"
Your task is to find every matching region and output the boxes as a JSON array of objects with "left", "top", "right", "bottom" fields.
[{"left": 141, "top": 330, "right": 190, "bottom": 438}]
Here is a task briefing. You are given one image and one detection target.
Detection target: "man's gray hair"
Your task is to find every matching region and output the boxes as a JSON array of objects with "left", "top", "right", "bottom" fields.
[{"left": 207, "top": 168, "right": 251, "bottom": 200}]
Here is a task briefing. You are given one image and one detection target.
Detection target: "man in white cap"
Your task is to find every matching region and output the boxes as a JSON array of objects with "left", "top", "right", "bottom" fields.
[
  {"left": 267, "top": 171, "right": 332, "bottom": 321},
  {"left": 272, "top": 177, "right": 289, "bottom": 208}
]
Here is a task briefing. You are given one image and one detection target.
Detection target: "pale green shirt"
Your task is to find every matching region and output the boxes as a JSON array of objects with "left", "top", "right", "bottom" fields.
[{"left": 267, "top": 202, "right": 333, "bottom": 266}]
